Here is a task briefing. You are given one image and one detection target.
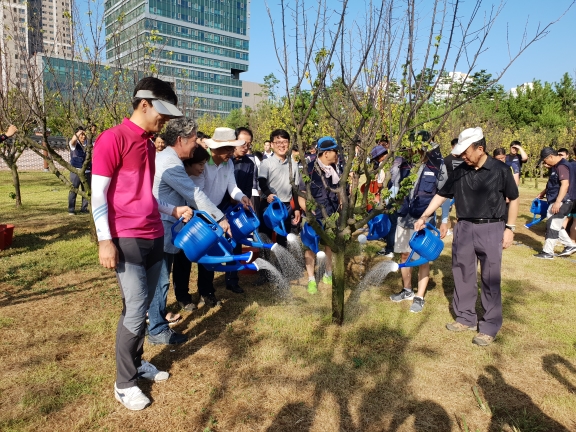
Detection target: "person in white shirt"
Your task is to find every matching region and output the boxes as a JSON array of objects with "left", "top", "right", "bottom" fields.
[
  {"left": 193, "top": 127, "right": 253, "bottom": 300},
  {"left": 263, "top": 141, "right": 274, "bottom": 159}
]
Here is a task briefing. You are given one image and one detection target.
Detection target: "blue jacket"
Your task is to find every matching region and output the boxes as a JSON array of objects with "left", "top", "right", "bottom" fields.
[
  {"left": 305, "top": 160, "right": 340, "bottom": 219},
  {"left": 70, "top": 141, "right": 91, "bottom": 171},
  {"left": 398, "top": 147, "right": 445, "bottom": 218}
]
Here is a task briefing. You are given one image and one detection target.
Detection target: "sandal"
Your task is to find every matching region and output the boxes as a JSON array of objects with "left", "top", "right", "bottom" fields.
[{"left": 165, "top": 312, "right": 182, "bottom": 327}]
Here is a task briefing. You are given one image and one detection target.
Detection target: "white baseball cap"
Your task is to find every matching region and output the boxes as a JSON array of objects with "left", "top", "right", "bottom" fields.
[
  {"left": 452, "top": 127, "right": 484, "bottom": 156},
  {"left": 133, "top": 90, "right": 183, "bottom": 118},
  {"left": 204, "top": 127, "right": 245, "bottom": 149}
]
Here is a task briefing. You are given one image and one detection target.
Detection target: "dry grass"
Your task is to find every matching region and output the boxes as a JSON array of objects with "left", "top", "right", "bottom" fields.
[{"left": 1, "top": 172, "right": 575, "bottom": 431}]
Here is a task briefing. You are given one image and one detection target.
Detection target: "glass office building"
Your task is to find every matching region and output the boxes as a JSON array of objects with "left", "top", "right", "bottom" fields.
[{"left": 104, "top": 0, "right": 250, "bottom": 117}]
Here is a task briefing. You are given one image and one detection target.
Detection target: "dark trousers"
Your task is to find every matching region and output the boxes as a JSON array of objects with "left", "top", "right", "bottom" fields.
[
  {"left": 68, "top": 171, "right": 90, "bottom": 213},
  {"left": 251, "top": 196, "right": 261, "bottom": 218},
  {"left": 173, "top": 250, "right": 193, "bottom": 304},
  {"left": 113, "top": 237, "right": 163, "bottom": 389},
  {"left": 452, "top": 221, "right": 504, "bottom": 337},
  {"left": 385, "top": 210, "right": 398, "bottom": 253},
  {"left": 196, "top": 242, "right": 243, "bottom": 292}
]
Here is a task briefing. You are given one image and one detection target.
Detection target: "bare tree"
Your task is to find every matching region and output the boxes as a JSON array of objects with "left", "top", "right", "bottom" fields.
[{"left": 266, "top": 0, "right": 573, "bottom": 324}]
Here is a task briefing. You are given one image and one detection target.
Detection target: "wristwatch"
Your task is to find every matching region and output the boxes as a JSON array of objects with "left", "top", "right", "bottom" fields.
[{"left": 505, "top": 224, "right": 516, "bottom": 232}]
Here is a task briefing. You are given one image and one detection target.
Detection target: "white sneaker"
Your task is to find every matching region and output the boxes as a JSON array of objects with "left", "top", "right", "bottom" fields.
[
  {"left": 114, "top": 383, "right": 150, "bottom": 411},
  {"left": 137, "top": 360, "right": 169, "bottom": 382}
]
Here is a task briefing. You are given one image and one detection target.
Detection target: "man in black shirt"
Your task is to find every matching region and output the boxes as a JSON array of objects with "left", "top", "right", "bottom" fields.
[
  {"left": 414, "top": 127, "right": 519, "bottom": 347},
  {"left": 443, "top": 138, "right": 462, "bottom": 176}
]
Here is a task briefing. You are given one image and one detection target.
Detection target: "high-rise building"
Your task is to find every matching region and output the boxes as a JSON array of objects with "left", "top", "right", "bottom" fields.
[
  {"left": 0, "top": 0, "right": 72, "bottom": 90},
  {"left": 104, "top": 0, "right": 250, "bottom": 117}
]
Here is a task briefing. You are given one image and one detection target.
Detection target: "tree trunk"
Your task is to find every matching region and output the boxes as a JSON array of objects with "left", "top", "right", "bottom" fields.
[
  {"left": 10, "top": 163, "right": 22, "bottom": 208},
  {"left": 332, "top": 248, "right": 346, "bottom": 325}
]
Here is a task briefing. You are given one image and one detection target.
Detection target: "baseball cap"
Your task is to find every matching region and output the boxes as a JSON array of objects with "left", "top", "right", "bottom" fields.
[
  {"left": 539, "top": 147, "right": 557, "bottom": 164},
  {"left": 370, "top": 146, "right": 387, "bottom": 161},
  {"left": 452, "top": 127, "right": 483, "bottom": 156},
  {"left": 317, "top": 136, "right": 338, "bottom": 152},
  {"left": 133, "top": 89, "right": 183, "bottom": 118}
]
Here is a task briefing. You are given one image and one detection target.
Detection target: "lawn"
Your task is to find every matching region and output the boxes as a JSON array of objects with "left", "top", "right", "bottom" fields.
[{"left": 0, "top": 171, "right": 575, "bottom": 432}]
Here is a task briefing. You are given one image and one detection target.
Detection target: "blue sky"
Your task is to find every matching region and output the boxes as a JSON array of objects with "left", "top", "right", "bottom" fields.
[{"left": 242, "top": 0, "right": 576, "bottom": 89}]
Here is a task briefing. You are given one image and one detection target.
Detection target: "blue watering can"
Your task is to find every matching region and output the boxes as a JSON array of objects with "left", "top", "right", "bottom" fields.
[
  {"left": 301, "top": 221, "right": 322, "bottom": 254},
  {"left": 397, "top": 223, "right": 444, "bottom": 268},
  {"left": 366, "top": 213, "right": 391, "bottom": 241},
  {"left": 171, "top": 210, "right": 259, "bottom": 272},
  {"left": 263, "top": 196, "right": 289, "bottom": 237},
  {"left": 525, "top": 198, "right": 549, "bottom": 228},
  {"left": 226, "top": 204, "right": 276, "bottom": 250}
]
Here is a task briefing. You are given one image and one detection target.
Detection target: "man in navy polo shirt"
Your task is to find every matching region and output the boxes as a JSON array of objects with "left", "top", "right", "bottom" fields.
[
  {"left": 505, "top": 141, "right": 528, "bottom": 185},
  {"left": 68, "top": 125, "right": 91, "bottom": 215}
]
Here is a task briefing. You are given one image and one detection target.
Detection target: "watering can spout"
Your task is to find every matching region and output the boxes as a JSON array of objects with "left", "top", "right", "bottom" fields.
[
  {"left": 245, "top": 262, "right": 259, "bottom": 272},
  {"left": 398, "top": 257, "right": 428, "bottom": 268},
  {"left": 269, "top": 243, "right": 279, "bottom": 252},
  {"left": 524, "top": 219, "right": 542, "bottom": 228}
]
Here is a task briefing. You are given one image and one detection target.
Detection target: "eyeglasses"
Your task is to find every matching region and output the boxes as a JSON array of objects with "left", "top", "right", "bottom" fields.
[{"left": 273, "top": 140, "right": 289, "bottom": 146}]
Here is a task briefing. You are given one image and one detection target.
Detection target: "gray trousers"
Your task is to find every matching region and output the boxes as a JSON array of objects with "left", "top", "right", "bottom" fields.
[
  {"left": 113, "top": 237, "right": 163, "bottom": 389},
  {"left": 452, "top": 221, "right": 504, "bottom": 337}
]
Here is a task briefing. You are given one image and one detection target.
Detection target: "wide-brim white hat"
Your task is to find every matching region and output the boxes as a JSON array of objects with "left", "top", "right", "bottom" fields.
[
  {"left": 205, "top": 127, "right": 245, "bottom": 149},
  {"left": 452, "top": 127, "right": 484, "bottom": 156}
]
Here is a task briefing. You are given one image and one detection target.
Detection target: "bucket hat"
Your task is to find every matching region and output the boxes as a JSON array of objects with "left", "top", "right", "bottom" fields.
[{"left": 204, "top": 127, "right": 245, "bottom": 149}]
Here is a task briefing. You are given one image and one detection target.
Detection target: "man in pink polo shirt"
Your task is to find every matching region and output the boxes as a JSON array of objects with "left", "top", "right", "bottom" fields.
[{"left": 91, "top": 77, "right": 192, "bottom": 411}]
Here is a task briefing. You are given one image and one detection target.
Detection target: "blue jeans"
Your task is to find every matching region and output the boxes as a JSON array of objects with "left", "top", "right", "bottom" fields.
[{"left": 147, "top": 252, "right": 174, "bottom": 336}]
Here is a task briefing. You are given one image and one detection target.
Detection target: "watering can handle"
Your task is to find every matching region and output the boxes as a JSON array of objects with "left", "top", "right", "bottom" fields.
[
  {"left": 171, "top": 216, "right": 185, "bottom": 241},
  {"left": 425, "top": 222, "right": 440, "bottom": 236}
]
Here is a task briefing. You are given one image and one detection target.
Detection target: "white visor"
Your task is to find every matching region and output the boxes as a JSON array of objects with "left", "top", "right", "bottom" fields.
[{"left": 134, "top": 89, "right": 183, "bottom": 118}]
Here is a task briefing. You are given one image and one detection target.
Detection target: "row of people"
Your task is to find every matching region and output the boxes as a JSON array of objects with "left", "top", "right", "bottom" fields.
[
  {"left": 86, "top": 75, "right": 561, "bottom": 412},
  {"left": 89, "top": 77, "right": 345, "bottom": 410}
]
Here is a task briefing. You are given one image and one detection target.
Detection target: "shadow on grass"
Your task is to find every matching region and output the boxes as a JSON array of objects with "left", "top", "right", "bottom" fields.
[
  {"left": 542, "top": 354, "right": 576, "bottom": 394},
  {"left": 4, "top": 217, "right": 91, "bottom": 256},
  {"left": 513, "top": 232, "right": 543, "bottom": 251},
  {"left": 0, "top": 275, "right": 106, "bottom": 308},
  {"left": 477, "top": 365, "right": 570, "bottom": 432},
  {"left": 263, "top": 316, "right": 452, "bottom": 431}
]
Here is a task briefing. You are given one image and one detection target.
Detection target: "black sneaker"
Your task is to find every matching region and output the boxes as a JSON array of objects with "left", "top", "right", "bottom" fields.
[
  {"left": 557, "top": 246, "right": 576, "bottom": 257},
  {"left": 226, "top": 284, "right": 244, "bottom": 294},
  {"left": 376, "top": 249, "right": 394, "bottom": 258},
  {"left": 201, "top": 294, "right": 222, "bottom": 308},
  {"left": 534, "top": 252, "right": 554, "bottom": 260},
  {"left": 147, "top": 328, "right": 187, "bottom": 345}
]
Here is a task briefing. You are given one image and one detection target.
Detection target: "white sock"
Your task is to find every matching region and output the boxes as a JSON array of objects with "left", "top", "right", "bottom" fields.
[
  {"left": 404, "top": 287, "right": 413, "bottom": 292},
  {"left": 324, "top": 271, "right": 332, "bottom": 277},
  {"left": 308, "top": 276, "right": 315, "bottom": 282}
]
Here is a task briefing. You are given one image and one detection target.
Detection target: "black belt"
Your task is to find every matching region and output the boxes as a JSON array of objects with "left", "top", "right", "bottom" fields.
[{"left": 458, "top": 218, "right": 503, "bottom": 224}]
